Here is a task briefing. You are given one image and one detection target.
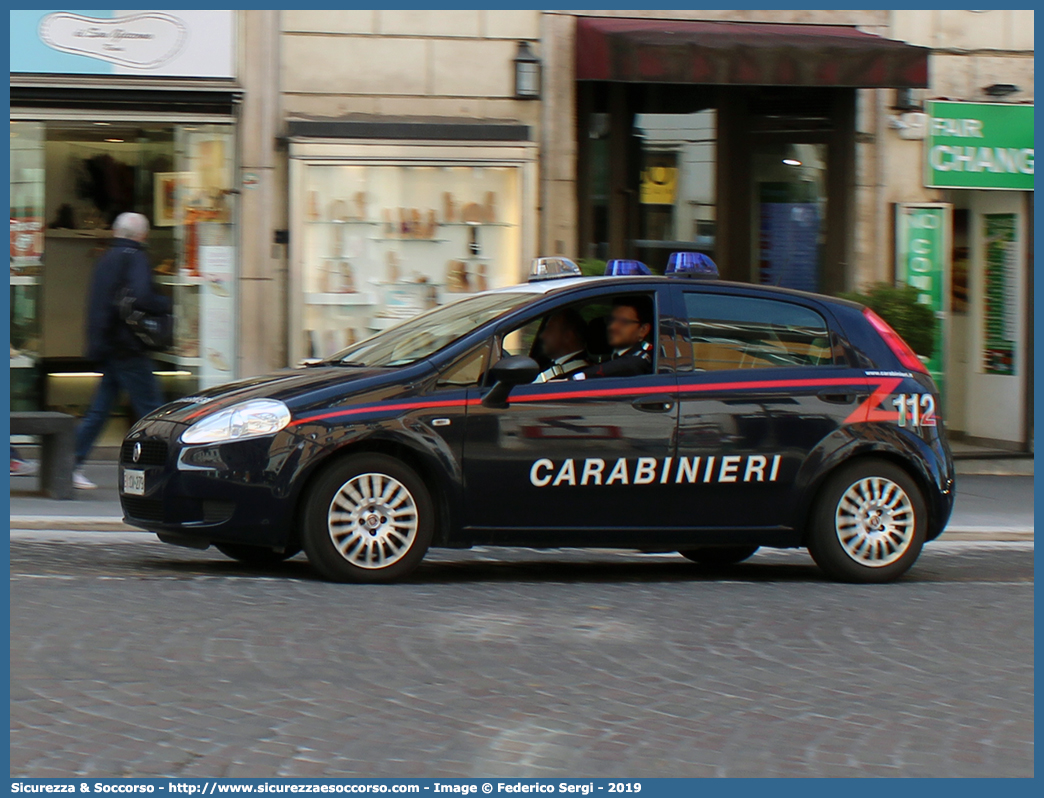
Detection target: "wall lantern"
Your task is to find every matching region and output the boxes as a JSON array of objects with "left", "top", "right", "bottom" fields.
[
  {"left": 983, "top": 83, "right": 1020, "bottom": 98},
  {"left": 514, "top": 41, "right": 541, "bottom": 100}
]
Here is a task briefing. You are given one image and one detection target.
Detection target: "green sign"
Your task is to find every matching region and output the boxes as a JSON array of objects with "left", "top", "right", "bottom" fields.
[
  {"left": 896, "top": 204, "right": 950, "bottom": 394},
  {"left": 983, "top": 213, "right": 1018, "bottom": 376},
  {"left": 925, "top": 101, "right": 1034, "bottom": 190}
]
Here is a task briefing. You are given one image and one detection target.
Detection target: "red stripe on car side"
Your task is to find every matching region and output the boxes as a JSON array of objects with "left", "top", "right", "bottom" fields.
[
  {"left": 845, "top": 377, "right": 904, "bottom": 425},
  {"left": 288, "top": 376, "right": 872, "bottom": 427},
  {"left": 288, "top": 397, "right": 474, "bottom": 427}
]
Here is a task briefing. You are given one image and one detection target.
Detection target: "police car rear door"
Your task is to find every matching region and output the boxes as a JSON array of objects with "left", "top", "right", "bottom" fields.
[
  {"left": 461, "top": 283, "right": 682, "bottom": 546},
  {"left": 670, "top": 286, "right": 867, "bottom": 538}
]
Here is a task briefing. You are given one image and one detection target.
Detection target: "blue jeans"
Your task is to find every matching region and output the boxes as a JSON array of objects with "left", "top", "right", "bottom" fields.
[{"left": 74, "top": 355, "right": 165, "bottom": 465}]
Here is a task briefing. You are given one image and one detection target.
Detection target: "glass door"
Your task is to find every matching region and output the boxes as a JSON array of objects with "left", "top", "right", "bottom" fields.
[
  {"left": 751, "top": 142, "right": 828, "bottom": 293},
  {"left": 634, "top": 110, "right": 717, "bottom": 273}
]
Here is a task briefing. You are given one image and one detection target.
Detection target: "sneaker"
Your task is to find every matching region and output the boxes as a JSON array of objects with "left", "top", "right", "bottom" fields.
[
  {"left": 10, "top": 459, "right": 39, "bottom": 477},
  {"left": 73, "top": 469, "right": 98, "bottom": 490}
]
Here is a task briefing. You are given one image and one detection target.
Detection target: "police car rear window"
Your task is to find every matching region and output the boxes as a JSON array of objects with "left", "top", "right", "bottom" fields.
[{"left": 683, "top": 293, "right": 834, "bottom": 371}]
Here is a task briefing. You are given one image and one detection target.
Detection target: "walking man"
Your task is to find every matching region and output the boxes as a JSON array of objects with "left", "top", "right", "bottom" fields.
[{"left": 73, "top": 212, "right": 171, "bottom": 490}]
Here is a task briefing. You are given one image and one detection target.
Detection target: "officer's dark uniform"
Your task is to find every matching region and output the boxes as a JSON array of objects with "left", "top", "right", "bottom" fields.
[
  {"left": 571, "top": 340, "right": 653, "bottom": 380},
  {"left": 535, "top": 350, "right": 590, "bottom": 382}
]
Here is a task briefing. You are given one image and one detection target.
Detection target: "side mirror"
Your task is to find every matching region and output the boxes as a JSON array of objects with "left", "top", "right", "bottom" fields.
[{"left": 482, "top": 355, "right": 540, "bottom": 408}]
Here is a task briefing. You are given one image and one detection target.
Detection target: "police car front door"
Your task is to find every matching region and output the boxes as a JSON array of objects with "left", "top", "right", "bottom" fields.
[{"left": 462, "top": 294, "right": 680, "bottom": 546}]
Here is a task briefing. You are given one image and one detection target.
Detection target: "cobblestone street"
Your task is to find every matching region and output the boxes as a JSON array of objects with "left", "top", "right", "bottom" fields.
[{"left": 10, "top": 535, "right": 1034, "bottom": 778}]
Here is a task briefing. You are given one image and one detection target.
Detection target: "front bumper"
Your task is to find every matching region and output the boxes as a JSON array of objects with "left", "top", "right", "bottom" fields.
[{"left": 118, "top": 420, "right": 318, "bottom": 548}]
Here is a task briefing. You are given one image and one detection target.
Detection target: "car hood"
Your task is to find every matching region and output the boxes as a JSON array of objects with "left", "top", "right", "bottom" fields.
[{"left": 150, "top": 365, "right": 413, "bottom": 425}]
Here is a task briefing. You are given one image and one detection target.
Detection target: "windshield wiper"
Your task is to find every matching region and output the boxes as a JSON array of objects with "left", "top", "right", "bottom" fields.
[{"left": 336, "top": 360, "right": 369, "bottom": 367}]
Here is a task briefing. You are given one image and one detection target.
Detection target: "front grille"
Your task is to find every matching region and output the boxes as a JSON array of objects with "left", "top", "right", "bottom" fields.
[
  {"left": 122, "top": 496, "right": 165, "bottom": 524},
  {"left": 121, "top": 439, "right": 168, "bottom": 466}
]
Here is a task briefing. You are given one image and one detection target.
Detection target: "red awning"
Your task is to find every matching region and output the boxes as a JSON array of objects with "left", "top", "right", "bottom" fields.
[{"left": 576, "top": 18, "right": 929, "bottom": 88}]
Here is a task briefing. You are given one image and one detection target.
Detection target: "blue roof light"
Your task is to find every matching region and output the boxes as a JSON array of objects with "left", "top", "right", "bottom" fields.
[
  {"left": 666, "top": 251, "right": 719, "bottom": 278},
  {"left": 605, "top": 259, "right": 652, "bottom": 276},
  {"left": 529, "top": 257, "right": 582, "bottom": 281}
]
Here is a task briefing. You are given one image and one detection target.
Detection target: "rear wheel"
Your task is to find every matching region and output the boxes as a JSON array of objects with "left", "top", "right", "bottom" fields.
[
  {"left": 679, "top": 545, "right": 759, "bottom": 566},
  {"left": 301, "top": 453, "right": 433, "bottom": 583},
  {"left": 807, "top": 458, "right": 926, "bottom": 583},
  {"left": 215, "top": 543, "right": 300, "bottom": 565}
]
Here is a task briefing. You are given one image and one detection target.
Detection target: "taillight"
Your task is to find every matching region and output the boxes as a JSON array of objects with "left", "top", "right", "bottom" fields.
[{"left": 863, "top": 308, "right": 929, "bottom": 374}]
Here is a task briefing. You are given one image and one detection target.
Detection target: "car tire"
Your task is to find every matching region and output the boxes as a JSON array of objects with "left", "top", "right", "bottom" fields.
[
  {"left": 215, "top": 543, "right": 300, "bottom": 564},
  {"left": 807, "top": 458, "right": 926, "bottom": 583},
  {"left": 301, "top": 453, "right": 434, "bottom": 583},
  {"left": 679, "top": 545, "right": 759, "bottom": 566}
]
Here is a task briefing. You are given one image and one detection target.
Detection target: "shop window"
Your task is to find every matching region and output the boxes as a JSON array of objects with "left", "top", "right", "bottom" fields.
[
  {"left": 295, "top": 163, "right": 523, "bottom": 362},
  {"left": 684, "top": 292, "right": 833, "bottom": 371},
  {"left": 10, "top": 121, "right": 45, "bottom": 410},
  {"left": 10, "top": 120, "right": 236, "bottom": 441}
]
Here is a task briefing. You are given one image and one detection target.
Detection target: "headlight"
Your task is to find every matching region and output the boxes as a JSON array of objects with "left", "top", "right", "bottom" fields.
[{"left": 180, "top": 399, "right": 292, "bottom": 445}]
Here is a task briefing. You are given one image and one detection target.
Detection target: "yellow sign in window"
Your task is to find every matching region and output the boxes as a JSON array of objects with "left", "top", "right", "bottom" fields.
[{"left": 640, "top": 166, "right": 678, "bottom": 205}]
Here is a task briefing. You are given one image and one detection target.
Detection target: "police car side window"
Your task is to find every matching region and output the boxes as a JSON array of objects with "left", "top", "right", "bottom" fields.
[
  {"left": 684, "top": 293, "right": 834, "bottom": 371},
  {"left": 437, "top": 339, "right": 492, "bottom": 387}
]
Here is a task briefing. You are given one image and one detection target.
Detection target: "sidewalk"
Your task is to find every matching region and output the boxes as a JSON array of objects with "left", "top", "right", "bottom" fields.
[{"left": 9, "top": 461, "right": 1034, "bottom": 540}]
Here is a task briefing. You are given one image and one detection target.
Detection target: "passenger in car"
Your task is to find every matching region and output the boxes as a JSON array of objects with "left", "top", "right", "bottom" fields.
[
  {"left": 573, "top": 296, "right": 654, "bottom": 380},
  {"left": 535, "top": 308, "right": 590, "bottom": 382}
]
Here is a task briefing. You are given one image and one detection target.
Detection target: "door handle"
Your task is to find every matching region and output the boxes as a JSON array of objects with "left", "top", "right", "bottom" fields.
[
  {"left": 817, "top": 391, "right": 856, "bottom": 404},
  {"left": 633, "top": 395, "right": 675, "bottom": 413}
]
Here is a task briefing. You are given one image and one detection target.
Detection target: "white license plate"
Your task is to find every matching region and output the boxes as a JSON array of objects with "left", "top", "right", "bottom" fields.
[{"left": 123, "top": 469, "right": 145, "bottom": 496}]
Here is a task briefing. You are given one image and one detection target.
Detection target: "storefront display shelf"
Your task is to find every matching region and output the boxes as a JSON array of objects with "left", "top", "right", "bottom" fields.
[
  {"left": 440, "top": 221, "right": 515, "bottom": 228},
  {"left": 153, "top": 352, "right": 203, "bottom": 368},
  {"left": 9, "top": 274, "right": 39, "bottom": 286},
  {"left": 368, "top": 237, "right": 450, "bottom": 244},
  {"left": 305, "top": 292, "right": 377, "bottom": 306},
  {"left": 157, "top": 275, "right": 205, "bottom": 286},
  {"left": 306, "top": 220, "right": 382, "bottom": 226},
  {"left": 367, "top": 316, "right": 410, "bottom": 332},
  {"left": 44, "top": 229, "right": 112, "bottom": 239}
]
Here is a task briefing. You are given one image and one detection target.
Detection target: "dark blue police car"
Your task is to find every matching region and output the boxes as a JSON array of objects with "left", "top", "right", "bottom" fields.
[{"left": 120, "top": 254, "right": 955, "bottom": 583}]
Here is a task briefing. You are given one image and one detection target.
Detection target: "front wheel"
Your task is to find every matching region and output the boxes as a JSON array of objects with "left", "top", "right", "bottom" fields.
[
  {"left": 807, "top": 458, "right": 926, "bottom": 583},
  {"left": 301, "top": 453, "right": 434, "bottom": 583}
]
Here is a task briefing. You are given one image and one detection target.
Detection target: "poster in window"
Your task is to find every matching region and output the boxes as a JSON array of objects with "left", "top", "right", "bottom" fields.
[
  {"left": 982, "top": 213, "right": 1018, "bottom": 376},
  {"left": 198, "top": 243, "right": 235, "bottom": 388},
  {"left": 640, "top": 165, "right": 678, "bottom": 205},
  {"left": 758, "top": 184, "right": 820, "bottom": 293},
  {"left": 153, "top": 172, "right": 191, "bottom": 227}
]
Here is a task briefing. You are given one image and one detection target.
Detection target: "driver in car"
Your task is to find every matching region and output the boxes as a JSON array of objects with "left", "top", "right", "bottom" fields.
[
  {"left": 572, "top": 296, "right": 654, "bottom": 380},
  {"left": 534, "top": 308, "right": 590, "bottom": 382}
]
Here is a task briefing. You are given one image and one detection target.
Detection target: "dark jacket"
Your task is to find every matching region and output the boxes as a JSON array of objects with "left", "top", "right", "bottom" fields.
[
  {"left": 573, "top": 340, "right": 654, "bottom": 380},
  {"left": 85, "top": 238, "right": 172, "bottom": 362}
]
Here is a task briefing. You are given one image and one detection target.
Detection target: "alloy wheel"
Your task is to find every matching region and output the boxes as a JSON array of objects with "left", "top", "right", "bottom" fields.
[
  {"left": 327, "top": 472, "right": 419, "bottom": 569},
  {"left": 834, "top": 476, "right": 916, "bottom": 567}
]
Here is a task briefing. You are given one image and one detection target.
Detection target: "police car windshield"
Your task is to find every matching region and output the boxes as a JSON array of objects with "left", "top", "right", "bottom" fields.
[{"left": 327, "top": 292, "right": 538, "bottom": 368}]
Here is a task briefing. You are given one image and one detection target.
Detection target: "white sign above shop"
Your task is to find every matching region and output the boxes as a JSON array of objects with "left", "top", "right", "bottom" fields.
[{"left": 10, "top": 9, "right": 235, "bottom": 78}]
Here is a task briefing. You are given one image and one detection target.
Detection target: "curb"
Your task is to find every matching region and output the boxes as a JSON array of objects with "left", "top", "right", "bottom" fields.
[
  {"left": 955, "top": 461, "right": 1034, "bottom": 477},
  {"left": 939, "top": 528, "right": 1034, "bottom": 542},
  {"left": 7, "top": 517, "right": 1034, "bottom": 542}
]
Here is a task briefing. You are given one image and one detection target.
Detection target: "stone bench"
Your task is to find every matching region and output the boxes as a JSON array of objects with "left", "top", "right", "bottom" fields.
[{"left": 10, "top": 412, "right": 76, "bottom": 500}]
